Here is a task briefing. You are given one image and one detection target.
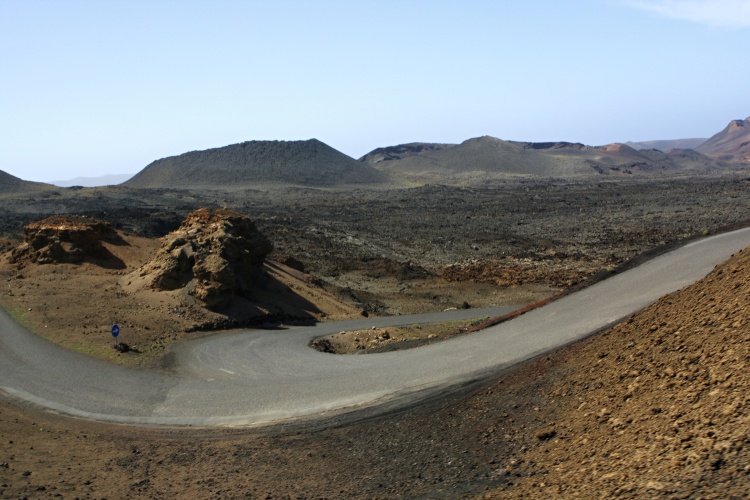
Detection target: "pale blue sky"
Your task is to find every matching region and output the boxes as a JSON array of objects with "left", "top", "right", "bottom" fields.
[{"left": 2, "top": 0, "right": 749, "bottom": 182}]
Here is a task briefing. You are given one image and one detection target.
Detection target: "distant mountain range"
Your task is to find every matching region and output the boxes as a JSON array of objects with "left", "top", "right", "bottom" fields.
[
  {"left": 358, "top": 136, "right": 722, "bottom": 185},
  {"left": 0, "top": 169, "right": 53, "bottom": 193},
  {"left": 51, "top": 173, "right": 134, "bottom": 188},
  {"left": 625, "top": 138, "right": 708, "bottom": 152},
  {"left": 123, "top": 139, "right": 389, "bottom": 189},
  {"left": 2, "top": 116, "right": 748, "bottom": 192},
  {"left": 626, "top": 117, "right": 750, "bottom": 163},
  {"left": 356, "top": 117, "right": 748, "bottom": 185}
]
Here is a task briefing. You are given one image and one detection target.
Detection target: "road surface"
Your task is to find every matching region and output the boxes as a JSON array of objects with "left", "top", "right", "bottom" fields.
[{"left": 2, "top": 228, "right": 750, "bottom": 426}]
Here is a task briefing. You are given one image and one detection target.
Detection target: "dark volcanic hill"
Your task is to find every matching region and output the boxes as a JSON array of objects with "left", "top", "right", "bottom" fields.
[
  {"left": 360, "top": 136, "right": 720, "bottom": 185},
  {"left": 0, "top": 169, "right": 53, "bottom": 194},
  {"left": 124, "top": 139, "right": 390, "bottom": 189},
  {"left": 696, "top": 117, "right": 750, "bottom": 162},
  {"left": 359, "top": 142, "right": 455, "bottom": 165}
]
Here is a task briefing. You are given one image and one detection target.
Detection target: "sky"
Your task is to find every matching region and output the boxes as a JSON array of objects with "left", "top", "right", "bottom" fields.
[{"left": 1, "top": 0, "right": 750, "bottom": 183}]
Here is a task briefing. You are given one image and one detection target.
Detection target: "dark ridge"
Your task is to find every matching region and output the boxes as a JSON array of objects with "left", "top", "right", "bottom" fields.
[
  {"left": 518, "top": 142, "right": 588, "bottom": 150},
  {"left": 0, "top": 169, "right": 54, "bottom": 194},
  {"left": 358, "top": 142, "right": 454, "bottom": 164}
]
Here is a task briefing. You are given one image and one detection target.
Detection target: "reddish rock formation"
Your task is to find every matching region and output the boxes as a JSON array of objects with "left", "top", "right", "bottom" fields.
[
  {"left": 136, "top": 208, "right": 273, "bottom": 308},
  {"left": 10, "top": 215, "right": 119, "bottom": 265}
]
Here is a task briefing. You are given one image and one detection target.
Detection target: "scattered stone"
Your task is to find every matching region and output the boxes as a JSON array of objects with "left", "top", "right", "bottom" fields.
[{"left": 535, "top": 427, "right": 557, "bottom": 441}]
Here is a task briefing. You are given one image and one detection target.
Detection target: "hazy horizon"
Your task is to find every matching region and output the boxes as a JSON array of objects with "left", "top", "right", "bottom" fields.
[{"left": 2, "top": 0, "right": 749, "bottom": 182}]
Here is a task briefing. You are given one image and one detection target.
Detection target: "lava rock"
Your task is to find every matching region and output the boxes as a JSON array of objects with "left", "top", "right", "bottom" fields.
[{"left": 136, "top": 208, "right": 273, "bottom": 308}]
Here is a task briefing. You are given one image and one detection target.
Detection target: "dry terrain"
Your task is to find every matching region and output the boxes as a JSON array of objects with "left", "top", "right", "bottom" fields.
[
  {"left": 5, "top": 177, "right": 750, "bottom": 311},
  {"left": 3, "top": 175, "right": 750, "bottom": 497},
  {"left": 3, "top": 241, "right": 750, "bottom": 497},
  {"left": 0, "top": 215, "right": 547, "bottom": 367}
]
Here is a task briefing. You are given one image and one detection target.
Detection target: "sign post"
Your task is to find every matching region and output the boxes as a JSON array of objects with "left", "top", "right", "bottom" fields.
[{"left": 111, "top": 324, "right": 120, "bottom": 349}]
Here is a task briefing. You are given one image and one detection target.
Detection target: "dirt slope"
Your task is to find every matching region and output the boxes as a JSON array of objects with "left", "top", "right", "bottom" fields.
[
  {"left": 2, "top": 243, "right": 750, "bottom": 497},
  {"left": 697, "top": 116, "right": 750, "bottom": 162},
  {"left": 481, "top": 245, "right": 750, "bottom": 497}
]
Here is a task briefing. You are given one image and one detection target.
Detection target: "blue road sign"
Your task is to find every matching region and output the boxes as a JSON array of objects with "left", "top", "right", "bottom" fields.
[{"left": 111, "top": 324, "right": 120, "bottom": 338}]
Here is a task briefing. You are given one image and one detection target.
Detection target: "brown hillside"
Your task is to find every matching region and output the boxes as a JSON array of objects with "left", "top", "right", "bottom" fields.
[
  {"left": 478, "top": 244, "right": 750, "bottom": 496},
  {"left": 697, "top": 117, "right": 750, "bottom": 162},
  {"left": 123, "top": 139, "right": 390, "bottom": 189}
]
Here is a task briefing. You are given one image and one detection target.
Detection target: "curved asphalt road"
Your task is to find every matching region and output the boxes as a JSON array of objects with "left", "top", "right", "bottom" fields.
[{"left": 2, "top": 228, "right": 750, "bottom": 426}]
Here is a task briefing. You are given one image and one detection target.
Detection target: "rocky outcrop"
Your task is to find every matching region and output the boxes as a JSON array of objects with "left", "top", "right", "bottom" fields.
[
  {"left": 10, "top": 216, "right": 119, "bottom": 265},
  {"left": 136, "top": 208, "right": 273, "bottom": 308}
]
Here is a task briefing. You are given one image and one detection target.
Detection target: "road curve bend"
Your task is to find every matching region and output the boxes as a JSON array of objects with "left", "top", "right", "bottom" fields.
[{"left": 2, "top": 228, "right": 750, "bottom": 427}]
